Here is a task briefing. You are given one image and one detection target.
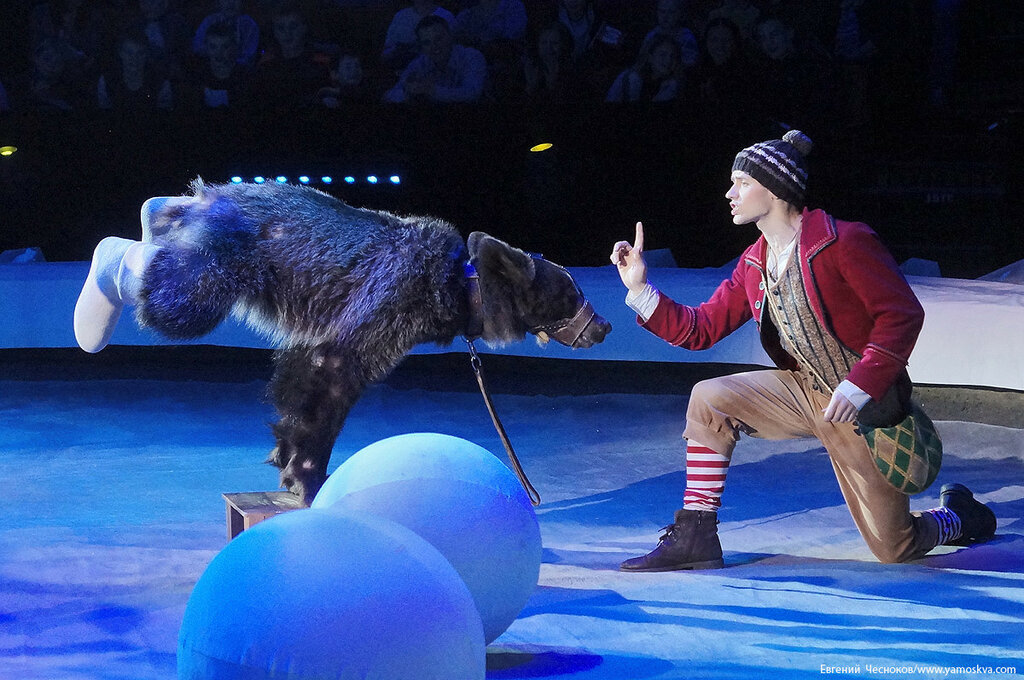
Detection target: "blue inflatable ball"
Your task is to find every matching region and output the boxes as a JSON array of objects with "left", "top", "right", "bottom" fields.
[
  {"left": 178, "top": 507, "right": 485, "bottom": 680},
  {"left": 311, "top": 432, "right": 542, "bottom": 644}
]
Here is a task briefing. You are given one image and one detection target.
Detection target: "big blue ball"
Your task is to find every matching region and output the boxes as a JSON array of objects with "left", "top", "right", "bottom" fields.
[
  {"left": 312, "top": 432, "right": 542, "bottom": 644},
  {"left": 178, "top": 507, "right": 485, "bottom": 679}
]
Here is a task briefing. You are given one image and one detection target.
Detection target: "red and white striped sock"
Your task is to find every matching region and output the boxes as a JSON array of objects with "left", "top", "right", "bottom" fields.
[{"left": 682, "top": 443, "right": 730, "bottom": 512}]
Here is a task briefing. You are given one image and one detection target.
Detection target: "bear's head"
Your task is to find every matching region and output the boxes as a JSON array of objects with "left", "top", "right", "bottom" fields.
[{"left": 467, "top": 232, "right": 611, "bottom": 349}]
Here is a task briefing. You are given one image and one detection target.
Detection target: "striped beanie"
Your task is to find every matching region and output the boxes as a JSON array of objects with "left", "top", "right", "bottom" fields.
[{"left": 732, "top": 129, "right": 813, "bottom": 207}]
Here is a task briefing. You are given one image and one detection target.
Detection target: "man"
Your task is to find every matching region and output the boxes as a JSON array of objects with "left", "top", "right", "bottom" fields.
[
  {"left": 382, "top": 14, "right": 486, "bottom": 104},
  {"left": 610, "top": 130, "right": 996, "bottom": 570}
]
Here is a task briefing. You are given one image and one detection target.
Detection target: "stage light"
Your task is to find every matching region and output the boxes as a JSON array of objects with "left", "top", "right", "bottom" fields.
[
  {"left": 367, "top": 175, "right": 378, "bottom": 184},
  {"left": 0, "top": 145, "right": 16, "bottom": 157},
  {"left": 530, "top": 142, "right": 553, "bottom": 152},
  {"left": 299, "top": 175, "right": 310, "bottom": 184},
  {"left": 321, "top": 176, "right": 333, "bottom": 184},
  {"left": 276, "top": 175, "right": 288, "bottom": 183},
  {"left": 390, "top": 175, "right": 401, "bottom": 184},
  {"left": 344, "top": 176, "right": 356, "bottom": 184},
  {"left": 230, "top": 176, "right": 243, "bottom": 184},
  {"left": 254, "top": 176, "right": 266, "bottom": 183}
]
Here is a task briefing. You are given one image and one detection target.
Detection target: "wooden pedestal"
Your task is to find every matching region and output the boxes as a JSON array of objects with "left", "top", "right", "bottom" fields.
[{"left": 223, "top": 491, "right": 306, "bottom": 540}]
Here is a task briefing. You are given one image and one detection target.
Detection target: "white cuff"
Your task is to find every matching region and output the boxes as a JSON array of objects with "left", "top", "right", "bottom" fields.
[
  {"left": 625, "top": 283, "right": 659, "bottom": 322},
  {"left": 836, "top": 379, "right": 872, "bottom": 410}
]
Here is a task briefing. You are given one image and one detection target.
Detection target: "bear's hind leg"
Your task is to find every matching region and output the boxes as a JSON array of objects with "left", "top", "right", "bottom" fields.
[{"left": 268, "top": 343, "right": 373, "bottom": 505}]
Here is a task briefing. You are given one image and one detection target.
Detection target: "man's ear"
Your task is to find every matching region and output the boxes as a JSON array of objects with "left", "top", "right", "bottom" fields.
[{"left": 468, "top": 231, "right": 536, "bottom": 286}]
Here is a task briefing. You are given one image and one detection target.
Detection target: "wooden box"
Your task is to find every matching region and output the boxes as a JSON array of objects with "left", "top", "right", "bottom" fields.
[{"left": 222, "top": 491, "right": 306, "bottom": 540}]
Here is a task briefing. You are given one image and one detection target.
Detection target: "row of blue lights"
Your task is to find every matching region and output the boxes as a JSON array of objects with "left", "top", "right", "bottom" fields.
[{"left": 230, "top": 175, "right": 401, "bottom": 185}]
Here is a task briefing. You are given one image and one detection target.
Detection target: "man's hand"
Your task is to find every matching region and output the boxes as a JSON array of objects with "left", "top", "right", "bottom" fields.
[
  {"left": 610, "top": 222, "right": 649, "bottom": 294},
  {"left": 822, "top": 390, "right": 859, "bottom": 423}
]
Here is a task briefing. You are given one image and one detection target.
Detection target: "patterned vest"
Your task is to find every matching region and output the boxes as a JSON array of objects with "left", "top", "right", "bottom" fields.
[{"left": 764, "top": 245, "right": 861, "bottom": 394}]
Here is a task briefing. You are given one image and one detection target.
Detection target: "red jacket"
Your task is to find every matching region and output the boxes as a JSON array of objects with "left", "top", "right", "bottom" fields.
[{"left": 642, "top": 208, "right": 924, "bottom": 401}]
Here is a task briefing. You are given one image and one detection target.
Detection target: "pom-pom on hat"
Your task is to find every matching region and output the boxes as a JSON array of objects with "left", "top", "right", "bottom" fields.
[{"left": 732, "top": 129, "right": 813, "bottom": 207}]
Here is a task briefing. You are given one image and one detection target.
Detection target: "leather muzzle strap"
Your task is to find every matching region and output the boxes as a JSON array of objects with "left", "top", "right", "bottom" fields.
[{"left": 532, "top": 299, "right": 597, "bottom": 348}]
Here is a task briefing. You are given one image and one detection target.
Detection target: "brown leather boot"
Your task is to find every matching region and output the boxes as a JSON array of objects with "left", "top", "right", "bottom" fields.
[{"left": 619, "top": 509, "right": 724, "bottom": 572}]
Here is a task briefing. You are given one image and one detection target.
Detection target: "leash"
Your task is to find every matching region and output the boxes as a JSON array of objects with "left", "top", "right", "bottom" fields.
[{"left": 465, "top": 338, "right": 542, "bottom": 506}]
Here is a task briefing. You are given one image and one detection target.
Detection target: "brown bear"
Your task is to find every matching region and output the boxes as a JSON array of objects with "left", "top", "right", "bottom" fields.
[{"left": 74, "top": 179, "right": 611, "bottom": 503}]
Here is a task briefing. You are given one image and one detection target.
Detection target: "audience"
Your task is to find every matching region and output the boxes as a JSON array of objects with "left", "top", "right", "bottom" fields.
[{"left": 0, "top": 0, "right": 978, "bottom": 126}]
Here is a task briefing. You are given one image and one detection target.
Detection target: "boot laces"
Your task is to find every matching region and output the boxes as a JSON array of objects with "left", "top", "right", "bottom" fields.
[{"left": 657, "top": 523, "right": 680, "bottom": 546}]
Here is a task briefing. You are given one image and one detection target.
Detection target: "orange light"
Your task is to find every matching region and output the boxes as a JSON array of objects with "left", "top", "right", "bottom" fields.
[{"left": 529, "top": 142, "right": 553, "bottom": 152}]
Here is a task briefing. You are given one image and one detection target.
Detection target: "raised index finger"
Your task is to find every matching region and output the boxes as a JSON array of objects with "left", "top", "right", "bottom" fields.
[{"left": 634, "top": 222, "right": 644, "bottom": 253}]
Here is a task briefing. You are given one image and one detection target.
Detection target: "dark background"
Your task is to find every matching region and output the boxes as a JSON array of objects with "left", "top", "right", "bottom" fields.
[{"left": 1, "top": 1, "right": 1021, "bottom": 278}]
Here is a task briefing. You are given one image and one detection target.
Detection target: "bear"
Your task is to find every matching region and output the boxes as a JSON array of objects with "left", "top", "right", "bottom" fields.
[{"left": 73, "top": 179, "right": 612, "bottom": 504}]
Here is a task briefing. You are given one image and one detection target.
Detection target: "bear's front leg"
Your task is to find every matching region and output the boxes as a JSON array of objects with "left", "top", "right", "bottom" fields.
[{"left": 267, "top": 343, "right": 370, "bottom": 505}]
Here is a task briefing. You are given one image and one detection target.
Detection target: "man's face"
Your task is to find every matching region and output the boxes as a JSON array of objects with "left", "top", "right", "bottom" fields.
[
  {"left": 274, "top": 13, "right": 307, "bottom": 51},
  {"left": 206, "top": 34, "right": 238, "bottom": 69},
  {"left": 757, "top": 19, "right": 793, "bottom": 61},
  {"left": 418, "top": 23, "right": 452, "bottom": 67},
  {"left": 537, "top": 28, "right": 562, "bottom": 61},
  {"left": 119, "top": 39, "right": 149, "bottom": 72},
  {"left": 725, "top": 171, "right": 776, "bottom": 225},
  {"left": 336, "top": 55, "right": 363, "bottom": 85},
  {"left": 705, "top": 24, "right": 735, "bottom": 65},
  {"left": 656, "top": 0, "right": 680, "bottom": 31}
]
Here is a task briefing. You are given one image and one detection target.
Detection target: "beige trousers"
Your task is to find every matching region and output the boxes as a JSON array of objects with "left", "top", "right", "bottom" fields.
[{"left": 683, "top": 369, "right": 939, "bottom": 563}]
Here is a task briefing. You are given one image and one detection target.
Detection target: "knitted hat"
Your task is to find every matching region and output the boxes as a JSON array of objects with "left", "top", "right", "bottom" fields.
[{"left": 732, "top": 129, "right": 813, "bottom": 207}]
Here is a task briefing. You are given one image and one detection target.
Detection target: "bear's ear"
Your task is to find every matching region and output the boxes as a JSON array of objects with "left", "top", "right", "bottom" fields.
[{"left": 468, "top": 231, "right": 536, "bottom": 286}]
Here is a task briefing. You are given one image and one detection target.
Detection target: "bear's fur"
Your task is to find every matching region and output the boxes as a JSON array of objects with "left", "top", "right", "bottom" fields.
[{"left": 138, "top": 179, "right": 611, "bottom": 503}]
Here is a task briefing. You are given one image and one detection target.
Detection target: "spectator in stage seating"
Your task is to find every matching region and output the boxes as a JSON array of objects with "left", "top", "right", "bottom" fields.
[
  {"left": 382, "top": 14, "right": 486, "bottom": 104},
  {"left": 553, "top": 0, "right": 626, "bottom": 101},
  {"left": 181, "top": 18, "right": 256, "bottom": 111},
  {"left": 128, "top": 0, "right": 192, "bottom": 83},
  {"left": 253, "top": 1, "right": 333, "bottom": 112},
  {"left": 605, "top": 35, "right": 682, "bottom": 104},
  {"left": 452, "top": 0, "right": 526, "bottom": 96},
  {"left": 381, "top": 1, "right": 455, "bottom": 73},
  {"left": 96, "top": 27, "right": 173, "bottom": 111},
  {"left": 318, "top": 52, "right": 374, "bottom": 108},
  {"left": 29, "top": 0, "right": 107, "bottom": 78},
  {"left": 694, "top": 17, "right": 748, "bottom": 114},
  {"left": 13, "top": 36, "right": 91, "bottom": 112},
  {"left": 518, "top": 20, "right": 580, "bottom": 106},
  {"left": 750, "top": 15, "right": 831, "bottom": 127},
  {"left": 192, "top": 0, "right": 261, "bottom": 66},
  {"left": 639, "top": 0, "right": 699, "bottom": 69},
  {"left": 452, "top": 0, "right": 527, "bottom": 49}
]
